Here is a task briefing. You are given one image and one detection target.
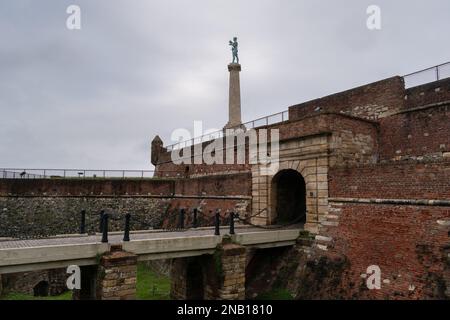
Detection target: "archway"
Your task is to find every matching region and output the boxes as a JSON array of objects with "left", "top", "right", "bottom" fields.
[
  {"left": 186, "top": 260, "right": 204, "bottom": 300},
  {"left": 271, "top": 169, "right": 306, "bottom": 224},
  {"left": 33, "top": 281, "right": 49, "bottom": 297}
]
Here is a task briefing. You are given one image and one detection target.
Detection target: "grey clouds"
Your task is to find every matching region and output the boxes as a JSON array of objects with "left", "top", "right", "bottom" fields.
[{"left": 0, "top": 0, "right": 449, "bottom": 169}]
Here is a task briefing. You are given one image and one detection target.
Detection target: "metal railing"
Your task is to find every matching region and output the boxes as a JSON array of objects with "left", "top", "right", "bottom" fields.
[
  {"left": 403, "top": 61, "right": 450, "bottom": 88},
  {"left": 166, "top": 110, "right": 289, "bottom": 151},
  {"left": 0, "top": 168, "right": 165, "bottom": 179}
]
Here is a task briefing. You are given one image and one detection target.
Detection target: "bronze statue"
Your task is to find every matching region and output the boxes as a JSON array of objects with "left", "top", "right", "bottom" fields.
[{"left": 229, "top": 37, "right": 239, "bottom": 64}]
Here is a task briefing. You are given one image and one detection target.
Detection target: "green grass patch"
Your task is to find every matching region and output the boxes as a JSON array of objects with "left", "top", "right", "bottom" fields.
[
  {"left": 1, "top": 263, "right": 171, "bottom": 300},
  {"left": 136, "top": 263, "right": 171, "bottom": 300},
  {"left": 0, "top": 291, "right": 72, "bottom": 300},
  {"left": 255, "top": 288, "right": 294, "bottom": 300}
]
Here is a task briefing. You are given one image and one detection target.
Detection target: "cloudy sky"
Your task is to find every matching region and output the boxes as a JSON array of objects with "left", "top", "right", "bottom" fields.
[{"left": 0, "top": 0, "right": 449, "bottom": 170}]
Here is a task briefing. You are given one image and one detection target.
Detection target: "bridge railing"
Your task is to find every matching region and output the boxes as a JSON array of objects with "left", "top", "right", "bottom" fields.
[
  {"left": 403, "top": 61, "right": 450, "bottom": 88},
  {"left": 0, "top": 168, "right": 183, "bottom": 179},
  {"left": 1, "top": 206, "right": 304, "bottom": 241},
  {"left": 166, "top": 110, "right": 289, "bottom": 151}
]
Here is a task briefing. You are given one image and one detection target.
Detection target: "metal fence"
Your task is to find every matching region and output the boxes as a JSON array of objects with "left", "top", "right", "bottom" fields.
[
  {"left": 403, "top": 62, "right": 450, "bottom": 88},
  {"left": 166, "top": 110, "right": 289, "bottom": 151},
  {"left": 1, "top": 168, "right": 159, "bottom": 179}
]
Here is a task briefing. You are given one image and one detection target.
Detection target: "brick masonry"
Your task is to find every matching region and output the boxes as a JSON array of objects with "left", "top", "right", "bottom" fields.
[
  {"left": 96, "top": 245, "right": 138, "bottom": 300},
  {"left": 217, "top": 242, "right": 246, "bottom": 300},
  {"left": 154, "top": 74, "right": 450, "bottom": 299},
  {"left": 2, "top": 71, "right": 449, "bottom": 300},
  {"left": 317, "top": 202, "right": 450, "bottom": 299},
  {"left": 170, "top": 240, "right": 246, "bottom": 300},
  {"left": 0, "top": 173, "right": 251, "bottom": 238},
  {"left": 329, "top": 160, "right": 450, "bottom": 200},
  {"left": 288, "top": 76, "right": 406, "bottom": 121},
  {"left": 1, "top": 268, "right": 67, "bottom": 296}
]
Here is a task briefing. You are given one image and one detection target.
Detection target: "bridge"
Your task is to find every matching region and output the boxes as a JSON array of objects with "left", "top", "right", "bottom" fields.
[{"left": 0, "top": 225, "right": 304, "bottom": 300}]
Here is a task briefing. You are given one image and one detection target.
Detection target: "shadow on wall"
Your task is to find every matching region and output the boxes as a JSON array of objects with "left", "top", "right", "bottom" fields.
[{"left": 271, "top": 169, "right": 306, "bottom": 224}]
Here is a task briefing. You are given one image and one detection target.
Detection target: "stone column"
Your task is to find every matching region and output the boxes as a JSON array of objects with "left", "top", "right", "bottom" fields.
[
  {"left": 225, "top": 63, "right": 242, "bottom": 129},
  {"left": 0, "top": 274, "right": 3, "bottom": 297},
  {"left": 96, "top": 245, "right": 137, "bottom": 300},
  {"left": 170, "top": 259, "right": 188, "bottom": 300},
  {"left": 216, "top": 242, "right": 246, "bottom": 300}
]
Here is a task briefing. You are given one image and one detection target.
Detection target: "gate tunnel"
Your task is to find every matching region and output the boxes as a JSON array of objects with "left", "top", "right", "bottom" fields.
[{"left": 271, "top": 169, "right": 307, "bottom": 224}]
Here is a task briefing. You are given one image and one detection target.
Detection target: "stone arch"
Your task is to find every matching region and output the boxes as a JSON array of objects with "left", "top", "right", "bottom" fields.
[
  {"left": 270, "top": 169, "right": 307, "bottom": 224},
  {"left": 33, "top": 280, "right": 49, "bottom": 297},
  {"left": 186, "top": 260, "right": 204, "bottom": 300}
]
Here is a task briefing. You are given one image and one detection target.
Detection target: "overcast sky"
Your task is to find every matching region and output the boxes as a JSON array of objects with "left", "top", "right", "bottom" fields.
[{"left": 0, "top": 0, "right": 449, "bottom": 170}]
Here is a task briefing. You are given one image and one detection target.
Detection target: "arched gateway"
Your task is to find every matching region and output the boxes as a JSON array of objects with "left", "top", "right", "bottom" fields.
[{"left": 271, "top": 169, "right": 307, "bottom": 224}]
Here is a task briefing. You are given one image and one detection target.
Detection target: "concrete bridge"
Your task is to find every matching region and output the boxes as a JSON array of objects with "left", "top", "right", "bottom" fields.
[{"left": 0, "top": 226, "right": 303, "bottom": 300}]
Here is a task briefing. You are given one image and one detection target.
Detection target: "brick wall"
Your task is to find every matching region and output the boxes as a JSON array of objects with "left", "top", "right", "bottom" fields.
[
  {"left": 96, "top": 246, "right": 138, "bottom": 300},
  {"left": 405, "top": 78, "right": 450, "bottom": 109},
  {"left": 329, "top": 160, "right": 450, "bottom": 200},
  {"left": 320, "top": 202, "right": 450, "bottom": 299},
  {"left": 289, "top": 77, "right": 405, "bottom": 121},
  {"left": 379, "top": 104, "right": 450, "bottom": 161},
  {"left": 0, "top": 179, "right": 174, "bottom": 197}
]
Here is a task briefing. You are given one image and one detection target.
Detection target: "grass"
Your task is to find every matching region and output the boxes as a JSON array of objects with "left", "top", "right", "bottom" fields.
[
  {"left": 255, "top": 288, "right": 294, "bottom": 300},
  {"left": 136, "top": 263, "right": 171, "bottom": 300},
  {"left": 0, "top": 291, "right": 72, "bottom": 300},
  {"left": 0, "top": 263, "right": 171, "bottom": 300}
]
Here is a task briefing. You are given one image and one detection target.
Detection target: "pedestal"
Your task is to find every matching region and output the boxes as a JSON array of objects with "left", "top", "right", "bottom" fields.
[{"left": 225, "top": 63, "right": 243, "bottom": 129}]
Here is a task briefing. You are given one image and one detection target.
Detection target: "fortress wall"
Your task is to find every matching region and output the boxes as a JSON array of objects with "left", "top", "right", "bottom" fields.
[
  {"left": 0, "top": 173, "right": 251, "bottom": 238},
  {"left": 318, "top": 202, "right": 450, "bottom": 299},
  {"left": 328, "top": 160, "right": 450, "bottom": 200},
  {"left": 379, "top": 104, "right": 450, "bottom": 162},
  {"left": 288, "top": 76, "right": 405, "bottom": 121},
  {"left": 405, "top": 78, "right": 450, "bottom": 109},
  {"left": 0, "top": 178, "right": 174, "bottom": 197},
  {"left": 153, "top": 113, "right": 380, "bottom": 175},
  {"left": 320, "top": 159, "right": 450, "bottom": 299}
]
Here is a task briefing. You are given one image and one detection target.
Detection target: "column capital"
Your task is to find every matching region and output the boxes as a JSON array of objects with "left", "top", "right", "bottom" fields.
[{"left": 228, "top": 63, "right": 241, "bottom": 72}]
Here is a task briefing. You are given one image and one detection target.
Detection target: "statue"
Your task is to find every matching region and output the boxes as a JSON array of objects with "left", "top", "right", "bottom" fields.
[{"left": 229, "top": 37, "right": 239, "bottom": 64}]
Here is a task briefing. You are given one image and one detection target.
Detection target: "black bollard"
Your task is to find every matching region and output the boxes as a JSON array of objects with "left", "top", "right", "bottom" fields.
[
  {"left": 80, "top": 210, "right": 86, "bottom": 234},
  {"left": 229, "top": 211, "right": 235, "bottom": 235},
  {"left": 214, "top": 210, "right": 220, "bottom": 236},
  {"left": 123, "top": 213, "right": 131, "bottom": 242},
  {"left": 193, "top": 208, "right": 198, "bottom": 228},
  {"left": 179, "top": 208, "right": 185, "bottom": 229},
  {"left": 99, "top": 210, "right": 105, "bottom": 233},
  {"left": 101, "top": 213, "right": 109, "bottom": 243}
]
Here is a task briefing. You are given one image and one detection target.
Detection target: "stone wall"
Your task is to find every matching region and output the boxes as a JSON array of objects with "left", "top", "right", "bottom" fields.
[
  {"left": 170, "top": 240, "right": 246, "bottom": 300},
  {"left": 0, "top": 196, "right": 171, "bottom": 238},
  {"left": 288, "top": 76, "right": 405, "bottom": 121},
  {"left": 216, "top": 242, "right": 246, "bottom": 300},
  {"left": 270, "top": 113, "right": 379, "bottom": 167},
  {"left": 96, "top": 246, "right": 138, "bottom": 300},
  {"left": 1, "top": 268, "right": 67, "bottom": 296},
  {"left": 0, "top": 173, "right": 251, "bottom": 238},
  {"left": 250, "top": 135, "right": 329, "bottom": 232}
]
